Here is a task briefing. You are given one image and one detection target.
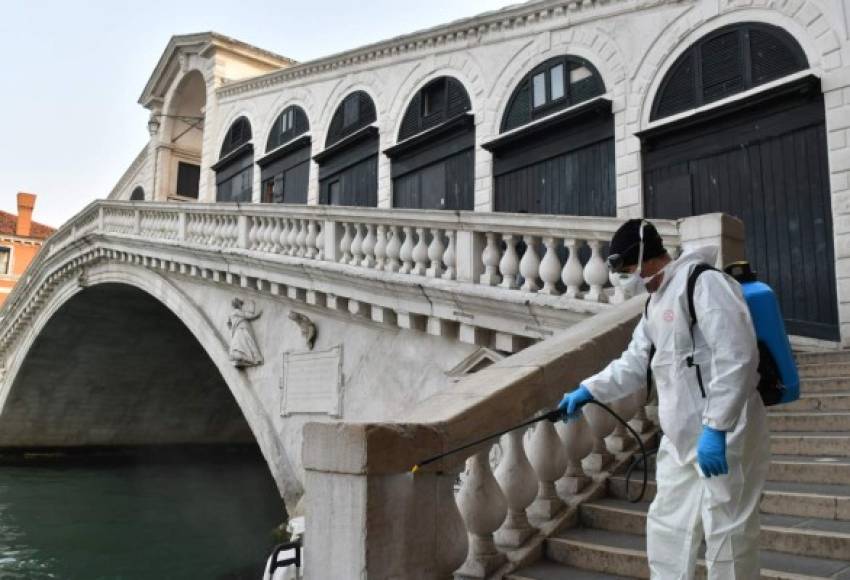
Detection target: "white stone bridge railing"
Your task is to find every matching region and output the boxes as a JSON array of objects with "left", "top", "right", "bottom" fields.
[{"left": 55, "top": 201, "right": 682, "bottom": 303}]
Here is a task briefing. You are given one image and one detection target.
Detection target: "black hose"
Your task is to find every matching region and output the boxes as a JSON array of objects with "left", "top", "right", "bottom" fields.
[
  {"left": 585, "top": 400, "right": 650, "bottom": 503},
  {"left": 412, "top": 401, "right": 652, "bottom": 504}
]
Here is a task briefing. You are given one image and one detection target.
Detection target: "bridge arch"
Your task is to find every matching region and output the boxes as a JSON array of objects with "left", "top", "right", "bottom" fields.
[{"left": 0, "top": 260, "right": 302, "bottom": 511}]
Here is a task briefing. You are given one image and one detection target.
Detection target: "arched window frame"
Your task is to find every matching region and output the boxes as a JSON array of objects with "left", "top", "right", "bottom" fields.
[
  {"left": 129, "top": 186, "right": 145, "bottom": 201},
  {"left": 397, "top": 76, "right": 472, "bottom": 142},
  {"left": 501, "top": 56, "right": 605, "bottom": 132},
  {"left": 325, "top": 91, "right": 377, "bottom": 147},
  {"left": 220, "top": 116, "right": 252, "bottom": 158},
  {"left": 650, "top": 22, "right": 808, "bottom": 121},
  {"left": 266, "top": 106, "right": 309, "bottom": 152}
]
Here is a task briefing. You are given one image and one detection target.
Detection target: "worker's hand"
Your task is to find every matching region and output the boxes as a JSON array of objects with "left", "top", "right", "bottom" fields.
[
  {"left": 558, "top": 385, "right": 594, "bottom": 421},
  {"left": 697, "top": 426, "right": 728, "bottom": 477}
]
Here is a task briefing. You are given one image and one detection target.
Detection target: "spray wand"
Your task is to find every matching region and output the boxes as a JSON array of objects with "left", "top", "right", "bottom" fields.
[{"left": 410, "top": 400, "right": 651, "bottom": 503}]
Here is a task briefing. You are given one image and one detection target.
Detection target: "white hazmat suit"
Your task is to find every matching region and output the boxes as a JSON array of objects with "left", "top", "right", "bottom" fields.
[{"left": 583, "top": 246, "right": 770, "bottom": 579}]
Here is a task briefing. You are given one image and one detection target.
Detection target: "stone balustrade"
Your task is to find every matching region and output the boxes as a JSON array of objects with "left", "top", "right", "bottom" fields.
[{"left": 52, "top": 202, "right": 683, "bottom": 303}]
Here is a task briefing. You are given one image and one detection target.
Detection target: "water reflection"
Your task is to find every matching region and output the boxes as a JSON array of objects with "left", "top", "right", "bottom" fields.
[{"left": 0, "top": 446, "right": 286, "bottom": 580}]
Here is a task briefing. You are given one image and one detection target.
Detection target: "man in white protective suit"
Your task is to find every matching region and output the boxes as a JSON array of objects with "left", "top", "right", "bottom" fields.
[{"left": 558, "top": 219, "right": 770, "bottom": 579}]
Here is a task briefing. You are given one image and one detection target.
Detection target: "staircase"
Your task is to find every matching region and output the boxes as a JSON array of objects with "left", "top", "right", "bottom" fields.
[{"left": 510, "top": 350, "right": 850, "bottom": 579}]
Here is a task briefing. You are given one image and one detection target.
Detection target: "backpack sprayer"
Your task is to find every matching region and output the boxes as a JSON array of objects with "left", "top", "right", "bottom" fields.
[{"left": 410, "top": 400, "right": 651, "bottom": 503}]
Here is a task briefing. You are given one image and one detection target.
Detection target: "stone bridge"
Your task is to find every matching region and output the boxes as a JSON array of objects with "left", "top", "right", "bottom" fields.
[{"left": 0, "top": 201, "right": 740, "bottom": 570}]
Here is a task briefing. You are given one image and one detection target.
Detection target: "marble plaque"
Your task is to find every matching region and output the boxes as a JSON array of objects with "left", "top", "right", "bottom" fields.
[{"left": 281, "top": 346, "right": 342, "bottom": 417}]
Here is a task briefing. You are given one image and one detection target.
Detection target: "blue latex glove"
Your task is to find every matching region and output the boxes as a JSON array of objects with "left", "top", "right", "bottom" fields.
[
  {"left": 697, "top": 426, "right": 728, "bottom": 477},
  {"left": 558, "top": 385, "right": 594, "bottom": 421}
]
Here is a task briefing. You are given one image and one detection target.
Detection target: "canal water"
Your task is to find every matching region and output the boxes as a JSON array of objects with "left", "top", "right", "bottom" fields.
[{"left": 0, "top": 446, "right": 286, "bottom": 579}]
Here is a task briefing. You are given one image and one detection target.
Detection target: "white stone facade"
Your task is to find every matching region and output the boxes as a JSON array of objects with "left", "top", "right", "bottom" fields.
[{"left": 110, "top": 0, "right": 850, "bottom": 343}]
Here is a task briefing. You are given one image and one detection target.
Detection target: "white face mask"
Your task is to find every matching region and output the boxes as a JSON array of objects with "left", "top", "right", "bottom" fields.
[{"left": 617, "top": 266, "right": 647, "bottom": 296}]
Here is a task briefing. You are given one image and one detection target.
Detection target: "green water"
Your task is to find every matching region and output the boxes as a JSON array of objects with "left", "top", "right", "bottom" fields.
[{"left": 0, "top": 447, "right": 286, "bottom": 579}]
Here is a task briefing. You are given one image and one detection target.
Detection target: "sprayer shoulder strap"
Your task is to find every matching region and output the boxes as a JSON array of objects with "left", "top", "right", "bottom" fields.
[
  {"left": 686, "top": 264, "right": 719, "bottom": 398},
  {"left": 645, "top": 296, "right": 656, "bottom": 401}
]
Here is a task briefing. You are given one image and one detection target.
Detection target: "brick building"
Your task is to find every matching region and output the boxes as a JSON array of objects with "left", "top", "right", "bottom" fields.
[{"left": 0, "top": 193, "right": 54, "bottom": 306}]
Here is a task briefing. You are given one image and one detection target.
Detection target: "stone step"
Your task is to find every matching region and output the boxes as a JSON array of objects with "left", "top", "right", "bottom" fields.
[
  {"left": 506, "top": 561, "right": 630, "bottom": 580},
  {"left": 579, "top": 499, "right": 850, "bottom": 560},
  {"left": 771, "top": 433, "right": 850, "bottom": 457},
  {"left": 798, "top": 362, "right": 850, "bottom": 379},
  {"left": 795, "top": 350, "right": 850, "bottom": 366},
  {"left": 801, "top": 377, "right": 850, "bottom": 394},
  {"left": 770, "top": 455, "right": 850, "bottom": 485},
  {"left": 546, "top": 527, "right": 850, "bottom": 579},
  {"left": 784, "top": 393, "right": 850, "bottom": 412},
  {"left": 769, "top": 411, "right": 850, "bottom": 432},
  {"left": 608, "top": 476, "right": 850, "bottom": 521}
]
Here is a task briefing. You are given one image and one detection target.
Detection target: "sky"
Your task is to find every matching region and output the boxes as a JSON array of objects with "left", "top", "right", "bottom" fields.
[{"left": 0, "top": 0, "right": 511, "bottom": 228}]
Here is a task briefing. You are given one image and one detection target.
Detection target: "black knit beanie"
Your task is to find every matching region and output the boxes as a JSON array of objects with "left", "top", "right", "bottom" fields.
[{"left": 609, "top": 219, "right": 666, "bottom": 269}]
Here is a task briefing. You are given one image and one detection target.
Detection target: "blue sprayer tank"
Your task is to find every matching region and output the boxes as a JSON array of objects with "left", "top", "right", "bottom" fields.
[{"left": 725, "top": 261, "right": 800, "bottom": 404}]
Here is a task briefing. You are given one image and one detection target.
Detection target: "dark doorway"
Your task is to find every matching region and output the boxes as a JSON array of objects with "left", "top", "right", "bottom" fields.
[
  {"left": 315, "top": 91, "right": 378, "bottom": 207},
  {"left": 642, "top": 76, "right": 838, "bottom": 340},
  {"left": 486, "top": 56, "right": 614, "bottom": 216},
  {"left": 260, "top": 107, "right": 310, "bottom": 204},
  {"left": 387, "top": 77, "right": 475, "bottom": 210}
]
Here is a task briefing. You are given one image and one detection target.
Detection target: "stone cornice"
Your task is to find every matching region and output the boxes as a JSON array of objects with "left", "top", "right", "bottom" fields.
[{"left": 217, "top": 0, "right": 689, "bottom": 100}]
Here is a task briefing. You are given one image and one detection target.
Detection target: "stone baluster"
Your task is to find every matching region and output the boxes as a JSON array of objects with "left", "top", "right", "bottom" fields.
[
  {"left": 399, "top": 226, "right": 415, "bottom": 274},
  {"left": 519, "top": 235, "right": 540, "bottom": 293},
  {"left": 306, "top": 220, "right": 318, "bottom": 259},
  {"left": 315, "top": 222, "right": 325, "bottom": 261},
  {"left": 373, "top": 224, "right": 387, "bottom": 270},
  {"left": 360, "top": 223, "right": 377, "bottom": 268},
  {"left": 526, "top": 419, "right": 567, "bottom": 519},
  {"left": 606, "top": 395, "right": 641, "bottom": 453},
  {"left": 539, "top": 237, "right": 562, "bottom": 295},
  {"left": 609, "top": 270, "right": 626, "bottom": 304},
  {"left": 562, "top": 238, "right": 584, "bottom": 299},
  {"left": 339, "top": 223, "right": 353, "bottom": 264},
  {"left": 480, "top": 232, "right": 501, "bottom": 286},
  {"left": 412, "top": 227, "right": 429, "bottom": 276},
  {"left": 583, "top": 240, "right": 609, "bottom": 302},
  {"left": 583, "top": 403, "right": 616, "bottom": 473},
  {"left": 350, "top": 223, "right": 364, "bottom": 266},
  {"left": 295, "top": 219, "right": 308, "bottom": 257},
  {"left": 442, "top": 230, "right": 457, "bottom": 281},
  {"left": 556, "top": 415, "right": 594, "bottom": 495},
  {"left": 629, "top": 390, "right": 653, "bottom": 435},
  {"left": 499, "top": 234, "right": 520, "bottom": 289},
  {"left": 270, "top": 218, "right": 283, "bottom": 253},
  {"left": 279, "top": 218, "right": 291, "bottom": 254},
  {"left": 455, "top": 448, "right": 508, "bottom": 579},
  {"left": 385, "top": 226, "right": 402, "bottom": 272},
  {"left": 427, "top": 229, "right": 445, "bottom": 278},
  {"left": 258, "top": 217, "right": 270, "bottom": 251},
  {"left": 287, "top": 218, "right": 299, "bottom": 256},
  {"left": 493, "top": 429, "right": 537, "bottom": 548},
  {"left": 246, "top": 217, "right": 258, "bottom": 250}
]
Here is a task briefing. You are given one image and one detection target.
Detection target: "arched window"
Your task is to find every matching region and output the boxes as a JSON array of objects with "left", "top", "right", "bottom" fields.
[
  {"left": 213, "top": 117, "right": 254, "bottom": 202},
  {"left": 259, "top": 106, "right": 311, "bottom": 204},
  {"left": 266, "top": 106, "right": 309, "bottom": 151},
  {"left": 484, "top": 55, "right": 613, "bottom": 216},
  {"left": 651, "top": 23, "right": 808, "bottom": 120},
  {"left": 314, "top": 92, "right": 378, "bottom": 207},
  {"left": 220, "top": 116, "right": 252, "bottom": 157},
  {"left": 130, "top": 186, "right": 145, "bottom": 201},
  {"left": 643, "top": 24, "right": 833, "bottom": 339},
  {"left": 385, "top": 77, "right": 474, "bottom": 210},
  {"left": 502, "top": 56, "right": 605, "bottom": 132},
  {"left": 325, "top": 91, "right": 376, "bottom": 147}
]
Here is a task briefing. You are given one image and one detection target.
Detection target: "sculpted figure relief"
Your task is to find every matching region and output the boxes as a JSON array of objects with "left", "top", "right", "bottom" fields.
[
  {"left": 288, "top": 311, "right": 317, "bottom": 350},
  {"left": 227, "top": 298, "right": 263, "bottom": 368}
]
